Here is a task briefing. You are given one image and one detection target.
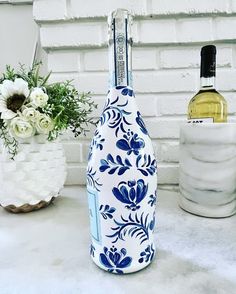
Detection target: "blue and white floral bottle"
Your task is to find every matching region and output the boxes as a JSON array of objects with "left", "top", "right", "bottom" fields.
[{"left": 87, "top": 9, "right": 157, "bottom": 274}]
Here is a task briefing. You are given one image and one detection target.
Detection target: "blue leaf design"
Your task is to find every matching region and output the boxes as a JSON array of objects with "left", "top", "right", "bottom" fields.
[
  {"left": 99, "top": 154, "right": 131, "bottom": 176},
  {"left": 112, "top": 187, "right": 132, "bottom": 205},
  {"left": 87, "top": 167, "right": 103, "bottom": 191},
  {"left": 108, "top": 207, "right": 116, "bottom": 214},
  {"left": 108, "top": 167, "right": 119, "bottom": 174},
  {"left": 99, "top": 246, "right": 132, "bottom": 273},
  {"left": 107, "top": 154, "right": 115, "bottom": 163},
  {"left": 104, "top": 204, "right": 109, "bottom": 211},
  {"left": 99, "top": 165, "right": 110, "bottom": 172},
  {"left": 116, "top": 139, "right": 130, "bottom": 151},
  {"left": 121, "top": 88, "right": 129, "bottom": 95},
  {"left": 107, "top": 213, "right": 152, "bottom": 244},
  {"left": 138, "top": 244, "right": 155, "bottom": 264},
  {"left": 129, "top": 187, "right": 136, "bottom": 201},
  {"left": 128, "top": 89, "right": 133, "bottom": 96},
  {"left": 118, "top": 167, "right": 129, "bottom": 175},
  {"left": 148, "top": 193, "right": 157, "bottom": 207},
  {"left": 117, "top": 257, "right": 132, "bottom": 268},
  {"left": 100, "top": 96, "right": 131, "bottom": 136},
  {"left": 100, "top": 253, "right": 113, "bottom": 268},
  {"left": 100, "top": 205, "right": 116, "bottom": 220},
  {"left": 136, "top": 111, "right": 148, "bottom": 135},
  {"left": 125, "top": 158, "right": 132, "bottom": 167},
  {"left": 116, "top": 155, "right": 123, "bottom": 165},
  {"left": 136, "top": 154, "right": 157, "bottom": 177},
  {"left": 136, "top": 179, "right": 148, "bottom": 203},
  {"left": 120, "top": 248, "right": 126, "bottom": 255}
]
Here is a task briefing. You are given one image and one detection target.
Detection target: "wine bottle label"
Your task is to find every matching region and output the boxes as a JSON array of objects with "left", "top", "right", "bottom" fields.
[
  {"left": 108, "top": 10, "right": 132, "bottom": 88},
  {"left": 188, "top": 118, "right": 214, "bottom": 123},
  {"left": 88, "top": 188, "right": 101, "bottom": 243}
]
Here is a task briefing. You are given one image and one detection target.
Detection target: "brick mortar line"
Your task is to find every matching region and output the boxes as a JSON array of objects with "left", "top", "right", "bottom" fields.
[
  {"left": 42, "top": 40, "right": 236, "bottom": 52},
  {"left": 34, "top": 12, "right": 236, "bottom": 24}
]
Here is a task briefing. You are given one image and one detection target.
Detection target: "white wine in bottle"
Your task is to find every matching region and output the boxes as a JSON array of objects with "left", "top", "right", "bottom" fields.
[{"left": 188, "top": 45, "right": 227, "bottom": 123}]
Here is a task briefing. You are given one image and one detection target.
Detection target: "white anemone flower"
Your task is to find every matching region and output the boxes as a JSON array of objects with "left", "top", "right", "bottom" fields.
[{"left": 0, "top": 78, "right": 29, "bottom": 119}]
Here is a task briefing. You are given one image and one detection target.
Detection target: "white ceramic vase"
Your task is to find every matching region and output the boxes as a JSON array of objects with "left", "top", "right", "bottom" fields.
[
  {"left": 179, "top": 123, "right": 236, "bottom": 218},
  {"left": 0, "top": 135, "right": 67, "bottom": 213}
]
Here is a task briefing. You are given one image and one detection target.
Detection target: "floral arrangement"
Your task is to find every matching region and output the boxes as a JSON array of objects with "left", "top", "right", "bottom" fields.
[{"left": 0, "top": 63, "right": 96, "bottom": 158}]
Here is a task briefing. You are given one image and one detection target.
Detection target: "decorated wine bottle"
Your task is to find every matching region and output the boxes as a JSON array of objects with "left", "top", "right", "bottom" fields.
[{"left": 87, "top": 9, "right": 157, "bottom": 274}]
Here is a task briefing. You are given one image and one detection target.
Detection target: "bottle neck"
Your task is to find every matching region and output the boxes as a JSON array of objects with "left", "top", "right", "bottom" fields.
[
  {"left": 108, "top": 11, "right": 132, "bottom": 88},
  {"left": 200, "top": 48, "right": 216, "bottom": 90},
  {"left": 200, "top": 76, "right": 215, "bottom": 90}
]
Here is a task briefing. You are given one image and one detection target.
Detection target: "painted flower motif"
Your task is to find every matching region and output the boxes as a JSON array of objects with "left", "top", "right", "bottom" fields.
[
  {"left": 99, "top": 204, "right": 116, "bottom": 219},
  {"left": 9, "top": 117, "right": 35, "bottom": 139},
  {"left": 30, "top": 87, "right": 48, "bottom": 108},
  {"left": 99, "top": 153, "right": 132, "bottom": 175},
  {"left": 148, "top": 191, "right": 157, "bottom": 207},
  {"left": 112, "top": 179, "right": 148, "bottom": 211},
  {"left": 116, "top": 130, "right": 145, "bottom": 155},
  {"left": 88, "top": 129, "right": 105, "bottom": 161},
  {"left": 99, "top": 246, "right": 132, "bottom": 274},
  {"left": 116, "top": 86, "right": 134, "bottom": 97},
  {"left": 138, "top": 244, "right": 155, "bottom": 264},
  {"left": 136, "top": 111, "right": 148, "bottom": 135},
  {"left": 35, "top": 113, "right": 54, "bottom": 135},
  {"left": 0, "top": 78, "right": 29, "bottom": 119}
]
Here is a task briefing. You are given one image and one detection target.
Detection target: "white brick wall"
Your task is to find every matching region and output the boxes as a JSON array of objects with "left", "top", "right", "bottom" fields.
[{"left": 33, "top": 0, "right": 236, "bottom": 186}]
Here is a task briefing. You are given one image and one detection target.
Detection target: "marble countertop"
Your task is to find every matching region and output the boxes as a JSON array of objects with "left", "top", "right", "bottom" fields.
[{"left": 0, "top": 186, "right": 236, "bottom": 294}]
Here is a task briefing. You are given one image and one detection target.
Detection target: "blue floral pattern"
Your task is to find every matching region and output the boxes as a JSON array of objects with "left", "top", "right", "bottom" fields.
[
  {"left": 107, "top": 212, "right": 155, "bottom": 245},
  {"left": 136, "top": 111, "right": 148, "bottom": 135},
  {"left": 100, "top": 246, "right": 132, "bottom": 274},
  {"left": 87, "top": 167, "right": 102, "bottom": 192},
  {"left": 148, "top": 191, "right": 157, "bottom": 207},
  {"left": 138, "top": 244, "right": 155, "bottom": 263},
  {"left": 88, "top": 130, "right": 105, "bottom": 161},
  {"left": 112, "top": 179, "right": 148, "bottom": 211},
  {"left": 116, "top": 86, "right": 134, "bottom": 97},
  {"left": 100, "top": 96, "right": 132, "bottom": 137},
  {"left": 87, "top": 86, "right": 157, "bottom": 273},
  {"left": 116, "top": 130, "right": 145, "bottom": 155},
  {"left": 99, "top": 154, "right": 132, "bottom": 175},
  {"left": 99, "top": 152, "right": 157, "bottom": 177},
  {"left": 136, "top": 154, "right": 157, "bottom": 176},
  {"left": 100, "top": 205, "right": 116, "bottom": 220}
]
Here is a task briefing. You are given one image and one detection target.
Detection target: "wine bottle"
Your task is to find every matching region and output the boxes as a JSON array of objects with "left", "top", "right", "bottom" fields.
[
  {"left": 188, "top": 45, "right": 227, "bottom": 123},
  {"left": 86, "top": 9, "right": 157, "bottom": 274}
]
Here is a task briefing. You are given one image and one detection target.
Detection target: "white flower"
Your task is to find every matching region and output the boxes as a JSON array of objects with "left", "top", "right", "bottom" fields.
[
  {"left": 0, "top": 78, "right": 29, "bottom": 119},
  {"left": 9, "top": 117, "right": 35, "bottom": 139},
  {"left": 30, "top": 88, "right": 48, "bottom": 108},
  {"left": 22, "top": 107, "right": 40, "bottom": 122},
  {"left": 35, "top": 114, "right": 54, "bottom": 135}
]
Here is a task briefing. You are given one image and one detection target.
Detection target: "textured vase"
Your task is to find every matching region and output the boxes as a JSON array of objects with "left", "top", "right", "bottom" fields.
[
  {"left": 87, "top": 86, "right": 157, "bottom": 274},
  {"left": 0, "top": 135, "right": 67, "bottom": 213},
  {"left": 179, "top": 123, "right": 236, "bottom": 218}
]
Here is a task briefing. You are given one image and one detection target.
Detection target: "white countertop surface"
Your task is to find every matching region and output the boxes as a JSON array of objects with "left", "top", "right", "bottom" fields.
[{"left": 0, "top": 186, "right": 236, "bottom": 294}]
